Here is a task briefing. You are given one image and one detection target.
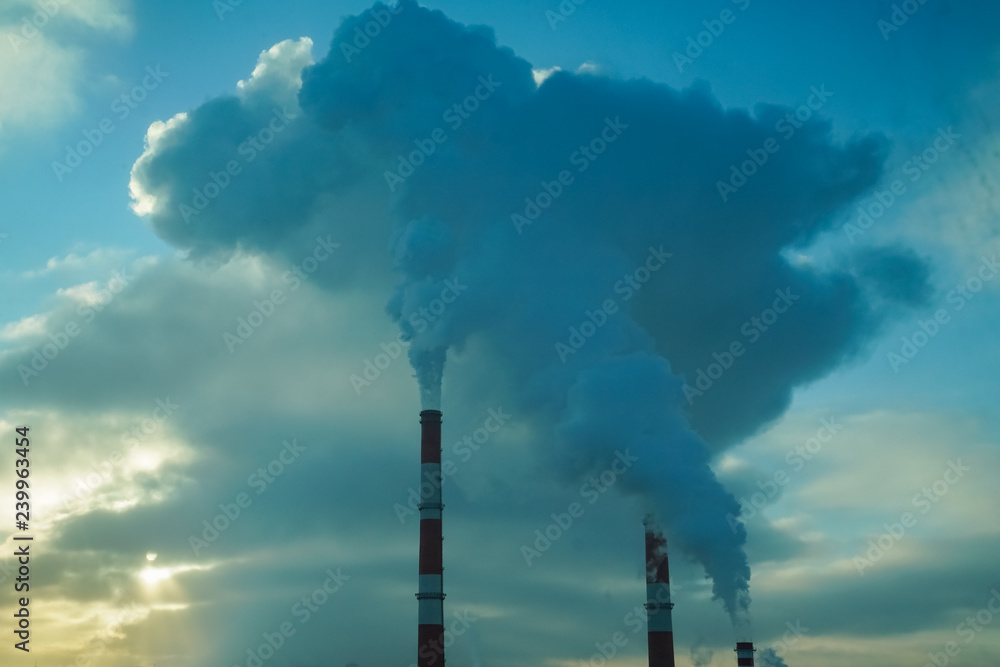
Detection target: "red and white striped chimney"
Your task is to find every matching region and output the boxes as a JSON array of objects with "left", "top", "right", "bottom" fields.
[
  {"left": 735, "top": 641, "right": 756, "bottom": 666},
  {"left": 644, "top": 516, "right": 675, "bottom": 667},
  {"left": 417, "top": 410, "right": 445, "bottom": 667}
]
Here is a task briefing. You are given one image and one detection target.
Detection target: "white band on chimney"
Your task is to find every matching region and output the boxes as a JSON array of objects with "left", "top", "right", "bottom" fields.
[
  {"left": 646, "top": 582, "right": 674, "bottom": 633},
  {"left": 646, "top": 582, "right": 672, "bottom": 605},
  {"left": 417, "top": 596, "right": 444, "bottom": 625},
  {"left": 647, "top": 611, "right": 673, "bottom": 633},
  {"left": 419, "top": 574, "right": 442, "bottom": 595},
  {"left": 419, "top": 463, "right": 443, "bottom": 504}
]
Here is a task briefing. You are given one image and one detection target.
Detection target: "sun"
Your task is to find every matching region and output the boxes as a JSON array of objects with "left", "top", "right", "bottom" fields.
[
  {"left": 138, "top": 560, "right": 209, "bottom": 586},
  {"left": 140, "top": 567, "right": 171, "bottom": 585}
]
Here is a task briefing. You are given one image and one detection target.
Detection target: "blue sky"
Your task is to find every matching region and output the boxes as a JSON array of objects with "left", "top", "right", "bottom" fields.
[{"left": 1, "top": 1, "right": 998, "bottom": 666}]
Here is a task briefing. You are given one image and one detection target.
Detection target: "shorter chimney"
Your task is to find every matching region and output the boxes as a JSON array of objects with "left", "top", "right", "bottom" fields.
[{"left": 736, "top": 641, "right": 755, "bottom": 666}]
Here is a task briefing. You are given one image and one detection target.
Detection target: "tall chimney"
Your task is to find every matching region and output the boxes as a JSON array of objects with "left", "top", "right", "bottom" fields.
[
  {"left": 417, "top": 410, "right": 445, "bottom": 667},
  {"left": 644, "top": 516, "right": 675, "bottom": 667},
  {"left": 735, "top": 642, "right": 756, "bottom": 666}
]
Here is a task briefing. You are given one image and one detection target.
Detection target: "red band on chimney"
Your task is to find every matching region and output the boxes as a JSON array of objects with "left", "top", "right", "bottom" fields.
[
  {"left": 421, "top": 410, "right": 442, "bottom": 464},
  {"left": 417, "top": 624, "right": 445, "bottom": 667},
  {"left": 419, "top": 518, "right": 443, "bottom": 574},
  {"left": 648, "top": 631, "right": 676, "bottom": 667}
]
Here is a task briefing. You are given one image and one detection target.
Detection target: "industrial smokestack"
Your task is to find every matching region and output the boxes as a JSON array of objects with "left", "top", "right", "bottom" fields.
[
  {"left": 736, "top": 641, "right": 756, "bottom": 666},
  {"left": 644, "top": 515, "right": 675, "bottom": 667},
  {"left": 417, "top": 410, "right": 445, "bottom": 667}
]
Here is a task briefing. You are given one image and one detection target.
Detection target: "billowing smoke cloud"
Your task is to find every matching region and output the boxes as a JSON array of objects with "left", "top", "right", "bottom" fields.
[
  {"left": 128, "top": 0, "right": 928, "bottom": 622},
  {"left": 690, "top": 638, "right": 714, "bottom": 667},
  {"left": 758, "top": 647, "right": 790, "bottom": 667}
]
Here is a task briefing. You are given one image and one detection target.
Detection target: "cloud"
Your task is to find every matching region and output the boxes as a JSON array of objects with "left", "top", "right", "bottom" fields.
[
  {"left": 0, "top": 0, "right": 131, "bottom": 137},
  {"left": 237, "top": 37, "right": 315, "bottom": 107},
  {"left": 0, "top": 252, "right": 989, "bottom": 666},
  {"left": 58, "top": 0, "right": 131, "bottom": 34},
  {"left": 19, "top": 246, "right": 135, "bottom": 279},
  {"left": 532, "top": 66, "right": 561, "bottom": 86},
  {"left": 3, "top": 0, "right": 131, "bottom": 34},
  {"left": 709, "top": 407, "right": 1000, "bottom": 663},
  {"left": 0, "top": 251, "right": 416, "bottom": 665},
  {"left": 0, "top": 314, "right": 48, "bottom": 341},
  {"left": 0, "top": 28, "right": 81, "bottom": 133}
]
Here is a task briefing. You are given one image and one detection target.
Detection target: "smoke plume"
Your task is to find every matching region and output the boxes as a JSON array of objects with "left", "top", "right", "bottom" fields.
[
  {"left": 690, "top": 638, "right": 714, "bottom": 667},
  {"left": 128, "top": 0, "right": 929, "bottom": 622},
  {"left": 644, "top": 515, "right": 669, "bottom": 584},
  {"left": 758, "top": 647, "right": 790, "bottom": 667}
]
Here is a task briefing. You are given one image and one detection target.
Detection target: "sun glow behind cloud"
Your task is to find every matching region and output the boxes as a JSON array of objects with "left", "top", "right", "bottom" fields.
[{"left": 139, "top": 562, "right": 208, "bottom": 586}]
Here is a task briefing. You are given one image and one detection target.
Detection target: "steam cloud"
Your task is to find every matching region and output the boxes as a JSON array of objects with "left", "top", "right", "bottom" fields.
[
  {"left": 758, "top": 647, "right": 790, "bottom": 667},
  {"left": 690, "top": 639, "right": 715, "bottom": 667},
  {"left": 128, "top": 0, "right": 929, "bottom": 622}
]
